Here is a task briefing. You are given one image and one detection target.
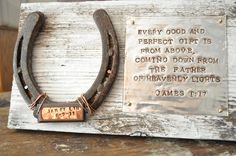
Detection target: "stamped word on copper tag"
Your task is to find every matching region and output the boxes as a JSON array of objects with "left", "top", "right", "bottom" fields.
[{"left": 38, "top": 106, "right": 84, "bottom": 122}]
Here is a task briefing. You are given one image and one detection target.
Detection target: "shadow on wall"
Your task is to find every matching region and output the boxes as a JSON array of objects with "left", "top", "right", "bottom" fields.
[
  {"left": 0, "top": 0, "right": 107, "bottom": 28},
  {"left": 0, "top": 0, "right": 59, "bottom": 28}
]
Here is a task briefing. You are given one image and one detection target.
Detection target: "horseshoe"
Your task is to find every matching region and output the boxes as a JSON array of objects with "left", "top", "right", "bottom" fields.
[{"left": 13, "top": 9, "right": 119, "bottom": 122}]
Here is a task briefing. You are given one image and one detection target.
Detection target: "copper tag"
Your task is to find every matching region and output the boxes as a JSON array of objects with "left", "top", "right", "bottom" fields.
[{"left": 38, "top": 106, "right": 84, "bottom": 122}]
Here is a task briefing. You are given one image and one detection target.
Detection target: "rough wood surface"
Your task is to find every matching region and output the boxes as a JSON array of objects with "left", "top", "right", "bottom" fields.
[
  {"left": 8, "top": 0, "right": 236, "bottom": 141},
  {"left": 1, "top": 95, "right": 236, "bottom": 156}
]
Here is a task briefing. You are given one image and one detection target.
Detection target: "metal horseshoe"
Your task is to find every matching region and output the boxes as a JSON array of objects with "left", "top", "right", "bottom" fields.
[{"left": 13, "top": 9, "right": 119, "bottom": 122}]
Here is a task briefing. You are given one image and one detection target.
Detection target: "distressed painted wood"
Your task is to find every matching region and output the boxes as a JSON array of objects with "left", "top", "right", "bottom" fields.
[
  {"left": 2, "top": 96, "right": 236, "bottom": 156},
  {"left": 8, "top": 0, "right": 236, "bottom": 141},
  {"left": 2, "top": 98, "right": 236, "bottom": 156}
]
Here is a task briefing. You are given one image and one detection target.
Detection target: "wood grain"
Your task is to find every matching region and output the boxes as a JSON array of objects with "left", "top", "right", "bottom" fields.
[
  {"left": 8, "top": 0, "right": 236, "bottom": 141},
  {"left": 0, "top": 26, "right": 17, "bottom": 92},
  {"left": 1, "top": 95, "right": 236, "bottom": 156}
]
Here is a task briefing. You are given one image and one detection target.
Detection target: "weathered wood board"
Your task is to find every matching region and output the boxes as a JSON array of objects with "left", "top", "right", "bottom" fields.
[{"left": 8, "top": 0, "right": 236, "bottom": 141}]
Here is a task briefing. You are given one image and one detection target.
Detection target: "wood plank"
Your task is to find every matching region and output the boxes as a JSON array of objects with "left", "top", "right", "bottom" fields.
[
  {"left": 1, "top": 94, "right": 236, "bottom": 156},
  {"left": 0, "top": 26, "right": 17, "bottom": 92},
  {"left": 8, "top": 0, "right": 236, "bottom": 141}
]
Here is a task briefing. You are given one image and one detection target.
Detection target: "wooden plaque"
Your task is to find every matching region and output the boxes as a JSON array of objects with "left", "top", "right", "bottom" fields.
[{"left": 8, "top": 1, "right": 236, "bottom": 141}]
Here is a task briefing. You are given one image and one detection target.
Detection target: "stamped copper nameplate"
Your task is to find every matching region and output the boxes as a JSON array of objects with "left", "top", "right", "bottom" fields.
[
  {"left": 124, "top": 16, "right": 228, "bottom": 116},
  {"left": 38, "top": 106, "right": 84, "bottom": 122}
]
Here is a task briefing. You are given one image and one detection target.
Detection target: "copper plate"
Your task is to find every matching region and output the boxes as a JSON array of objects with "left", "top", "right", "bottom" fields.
[{"left": 38, "top": 106, "right": 84, "bottom": 122}]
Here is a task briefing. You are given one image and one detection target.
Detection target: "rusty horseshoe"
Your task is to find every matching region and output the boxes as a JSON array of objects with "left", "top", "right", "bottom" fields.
[{"left": 13, "top": 9, "right": 119, "bottom": 122}]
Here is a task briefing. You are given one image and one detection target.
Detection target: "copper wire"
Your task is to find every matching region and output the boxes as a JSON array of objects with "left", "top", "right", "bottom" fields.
[
  {"left": 76, "top": 94, "right": 95, "bottom": 115},
  {"left": 36, "top": 94, "right": 48, "bottom": 114},
  {"left": 30, "top": 93, "right": 47, "bottom": 110}
]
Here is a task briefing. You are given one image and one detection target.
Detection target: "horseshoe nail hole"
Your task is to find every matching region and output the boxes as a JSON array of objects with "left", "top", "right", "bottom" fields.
[
  {"left": 105, "top": 77, "right": 109, "bottom": 81},
  {"left": 18, "top": 72, "right": 32, "bottom": 99},
  {"left": 108, "top": 48, "right": 113, "bottom": 56},
  {"left": 108, "top": 33, "right": 114, "bottom": 48},
  {"left": 128, "top": 102, "right": 132, "bottom": 106},
  {"left": 97, "top": 84, "right": 104, "bottom": 92},
  {"left": 17, "top": 67, "right": 22, "bottom": 73},
  {"left": 16, "top": 36, "right": 33, "bottom": 100},
  {"left": 17, "top": 37, "right": 23, "bottom": 68}
]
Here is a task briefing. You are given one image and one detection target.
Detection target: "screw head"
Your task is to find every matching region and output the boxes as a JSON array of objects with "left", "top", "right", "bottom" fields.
[
  {"left": 218, "top": 19, "right": 223, "bottom": 24},
  {"left": 218, "top": 108, "right": 223, "bottom": 113}
]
